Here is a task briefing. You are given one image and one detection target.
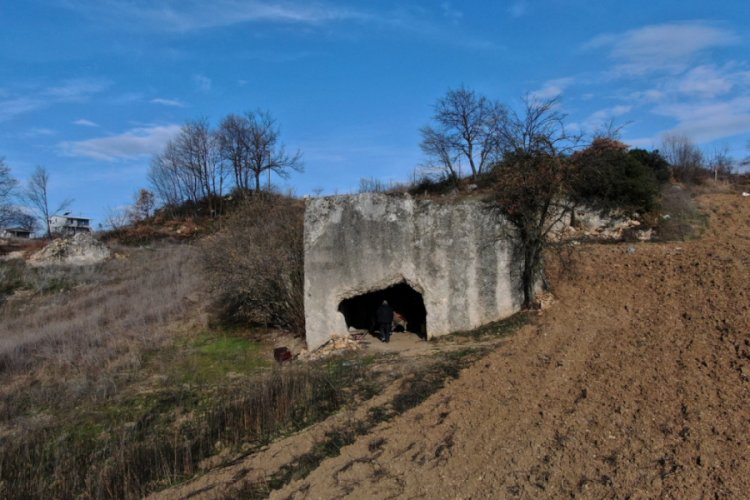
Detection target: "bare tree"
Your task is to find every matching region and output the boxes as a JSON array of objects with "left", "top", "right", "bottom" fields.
[
  {"left": 103, "top": 205, "right": 131, "bottom": 232},
  {"left": 149, "top": 141, "right": 196, "bottom": 208},
  {"left": 216, "top": 114, "right": 252, "bottom": 192},
  {"left": 149, "top": 119, "right": 227, "bottom": 214},
  {"left": 420, "top": 86, "right": 507, "bottom": 180},
  {"left": 0, "top": 157, "right": 21, "bottom": 228},
  {"left": 490, "top": 96, "right": 580, "bottom": 308},
  {"left": 23, "top": 166, "right": 72, "bottom": 238},
  {"left": 242, "top": 110, "right": 302, "bottom": 193},
  {"left": 177, "top": 119, "right": 226, "bottom": 214},
  {"left": 660, "top": 133, "right": 706, "bottom": 183},
  {"left": 130, "top": 189, "right": 155, "bottom": 222},
  {"left": 707, "top": 147, "right": 735, "bottom": 182},
  {"left": 661, "top": 133, "right": 703, "bottom": 168}
]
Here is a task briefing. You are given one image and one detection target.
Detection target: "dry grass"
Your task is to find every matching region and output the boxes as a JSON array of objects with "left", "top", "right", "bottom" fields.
[
  {"left": 653, "top": 184, "right": 708, "bottom": 241},
  {"left": 0, "top": 245, "right": 202, "bottom": 422},
  {"left": 0, "top": 240, "right": 389, "bottom": 498}
]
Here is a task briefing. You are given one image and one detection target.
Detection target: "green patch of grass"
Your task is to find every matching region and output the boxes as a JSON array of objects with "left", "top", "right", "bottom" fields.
[{"left": 154, "top": 332, "right": 270, "bottom": 385}]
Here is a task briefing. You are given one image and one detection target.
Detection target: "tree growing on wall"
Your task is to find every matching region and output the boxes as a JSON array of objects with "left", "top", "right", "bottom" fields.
[
  {"left": 489, "top": 96, "right": 579, "bottom": 308},
  {"left": 23, "top": 166, "right": 72, "bottom": 238}
]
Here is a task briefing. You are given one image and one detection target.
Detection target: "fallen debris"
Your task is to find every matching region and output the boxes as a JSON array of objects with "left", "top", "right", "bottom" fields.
[{"left": 297, "top": 335, "right": 362, "bottom": 361}]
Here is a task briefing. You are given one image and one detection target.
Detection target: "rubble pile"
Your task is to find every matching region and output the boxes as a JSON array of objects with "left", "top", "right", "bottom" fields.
[{"left": 28, "top": 233, "right": 111, "bottom": 267}]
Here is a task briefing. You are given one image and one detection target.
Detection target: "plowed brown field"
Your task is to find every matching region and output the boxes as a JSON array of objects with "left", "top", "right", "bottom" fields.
[{"left": 273, "top": 192, "right": 750, "bottom": 499}]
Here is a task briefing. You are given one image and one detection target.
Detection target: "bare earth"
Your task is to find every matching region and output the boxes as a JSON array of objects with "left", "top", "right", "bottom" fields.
[
  {"left": 269, "top": 192, "right": 750, "bottom": 499},
  {"left": 156, "top": 192, "right": 750, "bottom": 499}
]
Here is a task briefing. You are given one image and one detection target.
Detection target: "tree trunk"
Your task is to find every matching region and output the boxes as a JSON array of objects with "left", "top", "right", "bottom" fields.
[{"left": 521, "top": 240, "right": 542, "bottom": 309}]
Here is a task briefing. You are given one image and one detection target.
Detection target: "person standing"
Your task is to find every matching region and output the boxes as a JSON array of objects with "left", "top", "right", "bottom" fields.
[{"left": 376, "top": 300, "right": 394, "bottom": 343}]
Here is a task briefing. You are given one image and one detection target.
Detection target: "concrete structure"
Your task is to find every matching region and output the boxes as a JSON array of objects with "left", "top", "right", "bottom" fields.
[
  {"left": 304, "top": 193, "right": 524, "bottom": 350},
  {"left": 49, "top": 214, "right": 91, "bottom": 236}
]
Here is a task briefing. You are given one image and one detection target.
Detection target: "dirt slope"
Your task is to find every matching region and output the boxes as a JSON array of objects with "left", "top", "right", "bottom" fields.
[{"left": 274, "top": 192, "right": 750, "bottom": 499}]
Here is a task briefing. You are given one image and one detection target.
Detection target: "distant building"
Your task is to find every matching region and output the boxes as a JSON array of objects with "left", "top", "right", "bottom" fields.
[
  {"left": 0, "top": 227, "right": 32, "bottom": 239},
  {"left": 49, "top": 213, "right": 91, "bottom": 236}
]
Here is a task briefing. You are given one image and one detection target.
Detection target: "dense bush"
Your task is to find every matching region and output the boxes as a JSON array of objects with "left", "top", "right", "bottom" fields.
[
  {"left": 203, "top": 196, "right": 305, "bottom": 335},
  {"left": 407, "top": 172, "right": 460, "bottom": 195},
  {"left": 628, "top": 148, "right": 670, "bottom": 184},
  {"left": 571, "top": 138, "right": 660, "bottom": 213}
]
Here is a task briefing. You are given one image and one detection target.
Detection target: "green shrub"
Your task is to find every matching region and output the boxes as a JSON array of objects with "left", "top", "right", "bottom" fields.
[
  {"left": 571, "top": 138, "right": 659, "bottom": 213},
  {"left": 628, "top": 148, "right": 670, "bottom": 184}
]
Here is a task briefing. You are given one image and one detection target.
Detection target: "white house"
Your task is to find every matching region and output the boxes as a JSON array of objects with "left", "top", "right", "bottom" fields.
[
  {"left": 49, "top": 213, "right": 91, "bottom": 236},
  {"left": 0, "top": 227, "right": 32, "bottom": 239}
]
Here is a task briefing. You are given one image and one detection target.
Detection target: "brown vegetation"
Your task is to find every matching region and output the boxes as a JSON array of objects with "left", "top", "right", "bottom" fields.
[
  {"left": 0, "top": 244, "right": 199, "bottom": 381},
  {"left": 202, "top": 195, "right": 305, "bottom": 335}
]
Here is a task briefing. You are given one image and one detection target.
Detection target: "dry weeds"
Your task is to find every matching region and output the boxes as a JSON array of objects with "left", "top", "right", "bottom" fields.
[{"left": 0, "top": 244, "right": 201, "bottom": 383}]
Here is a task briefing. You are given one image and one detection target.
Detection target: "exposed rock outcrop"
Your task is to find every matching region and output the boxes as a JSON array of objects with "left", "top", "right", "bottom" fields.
[{"left": 29, "top": 233, "right": 111, "bottom": 267}]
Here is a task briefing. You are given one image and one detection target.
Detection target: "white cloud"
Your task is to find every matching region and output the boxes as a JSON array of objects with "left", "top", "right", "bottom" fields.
[
  {"left": 584, "top": 105, "right": 633, "bottom": 132},
  {"left": 192, "top": 74, "right": 212, "bottom": 93},
  {"left": 585, "top": 21, "right": 739, "bottom": 76},
  {"left": 0, "top": 78, "right": 108, "bottom": 122},
  {"left": 22, "top": 128, "right": 57, "bottom": 138},
  {"left": 44, "top": 78, "right": 109, "bottom": 101},
  {"left": 0, "top": 97, "right": 45, "bottom": 121},
  {"left": 150, "top": 97, "right": 186, "bottom": 107},
  {"left": 59, "top": 124, "right": 181, "bottom": 161},
  {"left": 73, "top": 118, "right": 100, "bottom": 127},
  {"left": 530, "top": 78, "right": 575, "bottom": 100},
  {"left": 674, "top": 65, "right": 734, "bottom": 98},
  {"left": 63, "top": 0, "right": 367, "bottom": 32},
  {"left": 654, "top": 96, "right": 750, "bottom": 144}
]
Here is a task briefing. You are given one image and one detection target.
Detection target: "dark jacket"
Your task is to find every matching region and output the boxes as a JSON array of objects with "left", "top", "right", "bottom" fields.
[{"left": 376, "top": 303, "right": 394, "bottom": 324}]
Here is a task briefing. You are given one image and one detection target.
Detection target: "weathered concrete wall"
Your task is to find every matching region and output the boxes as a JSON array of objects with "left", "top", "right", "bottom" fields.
[{"left": 304, "top": 193, "right": 524, "bottom": 350}]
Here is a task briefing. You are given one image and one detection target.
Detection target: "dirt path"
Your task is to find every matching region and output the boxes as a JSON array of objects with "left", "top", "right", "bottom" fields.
[{"left": 272, "top": 192, "right": 750, "bottom": 498}]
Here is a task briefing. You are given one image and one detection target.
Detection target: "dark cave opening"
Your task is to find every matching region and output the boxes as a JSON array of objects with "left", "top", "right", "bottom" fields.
[{"left": 338, "top": 282, "right": 427, "bottom": 339}]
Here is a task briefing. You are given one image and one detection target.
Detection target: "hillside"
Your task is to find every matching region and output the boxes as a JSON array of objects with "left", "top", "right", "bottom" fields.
[{"left": 262, "top": 191, "right": 750, "bottom": 498}]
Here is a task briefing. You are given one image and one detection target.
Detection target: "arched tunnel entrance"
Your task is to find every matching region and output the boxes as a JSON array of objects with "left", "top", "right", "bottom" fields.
[{"left": 338, "top": 282, "right": 427, "bottom": 339}]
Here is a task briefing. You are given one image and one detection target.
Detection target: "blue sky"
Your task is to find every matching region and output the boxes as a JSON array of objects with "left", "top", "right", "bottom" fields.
[{"left": 1, "top": 0, "right": 749, "bottom": 226}]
